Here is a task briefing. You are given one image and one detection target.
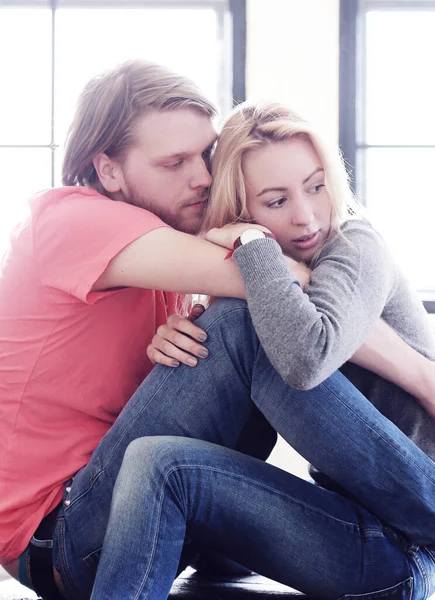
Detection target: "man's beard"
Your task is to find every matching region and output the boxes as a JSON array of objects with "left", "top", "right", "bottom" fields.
[{"left": 125, "top": 184, "right": 205, "bottom": 235}]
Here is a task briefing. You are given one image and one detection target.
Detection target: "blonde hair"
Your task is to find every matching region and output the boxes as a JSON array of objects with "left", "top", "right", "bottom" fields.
[
  {"left": 62, "top": 60, "right": 216, "bottom": 194},
  {"left": 202, "top": 102, "right": 359, "bottom": 242}
]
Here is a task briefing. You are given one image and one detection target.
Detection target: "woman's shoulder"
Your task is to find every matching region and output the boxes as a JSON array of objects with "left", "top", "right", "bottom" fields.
[
  {"left": 314, "top": 217, "right": 395, "bottom": 271},
  {"left": 322, "top": 217, "right": 384, "bottom": 251},
  {"left": 340, "top": 217, "right": 378, "bottom": 237}
]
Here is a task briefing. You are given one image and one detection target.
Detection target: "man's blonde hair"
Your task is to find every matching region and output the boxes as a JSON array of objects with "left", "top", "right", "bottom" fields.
[
  {"left": 62, "top": 60, "right": 216, "bottom": 194},
  {"left": 202, "top": 102, "right": 358, "bottom": 239}
]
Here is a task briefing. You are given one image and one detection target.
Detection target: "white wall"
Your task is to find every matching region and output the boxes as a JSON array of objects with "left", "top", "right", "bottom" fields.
[
  {"left": 246, "top": 0, "right": 340, "bottom": 142},
  {"left": 246, "top": 0, "right": 340, "bottom": 476}
]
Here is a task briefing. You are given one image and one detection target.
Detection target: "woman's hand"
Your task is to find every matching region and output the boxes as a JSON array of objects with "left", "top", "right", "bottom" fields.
[
  {"left": 206, "top": 223, "right": 311, "bottom": 289},
  {"left": 146, "top": 304, "right": 209, "bottom": 368},
  {"left": 284, "top": 257, "right": 311, "bottom": 289},
  {"left": 205, "top": 223, "right": 271, "bottom": 250}
]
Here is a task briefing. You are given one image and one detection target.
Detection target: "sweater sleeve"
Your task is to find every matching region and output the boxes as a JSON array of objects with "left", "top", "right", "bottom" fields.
[{"left": 232, "top": 221, "right": 398, "bottom": 389}]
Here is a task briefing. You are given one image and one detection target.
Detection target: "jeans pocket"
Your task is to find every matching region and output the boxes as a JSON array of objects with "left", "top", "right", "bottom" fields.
[
  {"left": 83, "top": 547, "right": 102, "bottom": 577},
  {"left": 337, "top": 577, "right": 413, "bottom": 600}
]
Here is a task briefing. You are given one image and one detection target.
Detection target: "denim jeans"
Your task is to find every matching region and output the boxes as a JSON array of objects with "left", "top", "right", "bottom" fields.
[{"left": 51, "top": 298, "right": 435, "bottom": 600}]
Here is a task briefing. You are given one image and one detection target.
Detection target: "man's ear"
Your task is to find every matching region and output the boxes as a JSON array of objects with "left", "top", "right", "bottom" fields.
[{"left": 93, "top": 153, "right": 123, "bottom": 193}]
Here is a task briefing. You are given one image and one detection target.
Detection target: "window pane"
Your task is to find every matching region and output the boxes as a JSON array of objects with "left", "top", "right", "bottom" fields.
[
  {"left": 54, "top": 8, "right": 220, "bottom": 154},
  {"left": 0, "top": 8, "right": 52, "bottom": 145},
  {"left": 0, "top": 149, "right": 51, "bottom": 255},
  {"left": 363, "top": 147, "right": 435, "bottom": 292},
  {"left": 364, "top": 10, "right": 435, "bottom": 145}
]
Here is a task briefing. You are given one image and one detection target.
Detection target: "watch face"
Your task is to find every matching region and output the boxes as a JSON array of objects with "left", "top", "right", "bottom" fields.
[{"left": 240, "top": 228, "right": 266, "bottom": 245}]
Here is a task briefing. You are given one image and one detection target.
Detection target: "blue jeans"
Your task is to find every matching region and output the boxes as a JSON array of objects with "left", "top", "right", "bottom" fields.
[{"left": 51, "top": 299, "right": 435, "bottom": 599}]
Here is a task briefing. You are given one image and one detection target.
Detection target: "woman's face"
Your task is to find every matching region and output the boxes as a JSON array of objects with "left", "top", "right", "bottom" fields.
[{"left": 243, "top": 137, "right": 332, "bottom": 262}]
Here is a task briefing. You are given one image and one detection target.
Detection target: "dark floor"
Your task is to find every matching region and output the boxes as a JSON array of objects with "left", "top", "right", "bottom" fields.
[{"left": 1, "top": 567, "right": 306, "bottom": 600}]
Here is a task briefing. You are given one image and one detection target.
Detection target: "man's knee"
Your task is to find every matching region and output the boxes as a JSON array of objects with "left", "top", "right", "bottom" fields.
[{"left": 122, "top": 436, "right": 201, "bottom": 479}]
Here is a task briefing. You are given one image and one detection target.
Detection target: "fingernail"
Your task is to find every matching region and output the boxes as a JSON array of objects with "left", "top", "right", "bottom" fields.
[
  {"left": 198, "top": 333, "right": 207, "bottom": 342},
  {"left": 172, "top": 360, "right": 180, "bottom": 367},
  {"left": 199, "top": 349, "right": 208, "bottom": 358},
  {"left": 187, "top": 357, "right": 197, "bottom": 366}
]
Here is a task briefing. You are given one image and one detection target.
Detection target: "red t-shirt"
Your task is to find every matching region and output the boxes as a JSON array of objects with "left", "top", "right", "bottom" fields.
[{"left": 0, "top": 187, "right": 180, "bottom": 563}]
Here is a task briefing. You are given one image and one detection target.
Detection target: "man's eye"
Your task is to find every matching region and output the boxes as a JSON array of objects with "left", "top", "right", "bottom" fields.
[
  {"left": 166, "top": 160, "right": 184, "bottom": 170},
  {"left": 202, "top": 150, "right": 212, "bottom": 171}
]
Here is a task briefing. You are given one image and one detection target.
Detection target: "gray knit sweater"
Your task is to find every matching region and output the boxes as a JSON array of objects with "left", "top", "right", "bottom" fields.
[{"left": 233, "top": 219, "right": 435, "bottom": 462}]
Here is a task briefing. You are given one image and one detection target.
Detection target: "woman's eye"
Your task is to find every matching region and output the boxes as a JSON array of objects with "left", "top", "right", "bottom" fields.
[
  {"left": 311, "top": 184, "right": 325, "bottom": 194},
  {"left": 268, "top": 197, "right": 287, "bottom": 208}
]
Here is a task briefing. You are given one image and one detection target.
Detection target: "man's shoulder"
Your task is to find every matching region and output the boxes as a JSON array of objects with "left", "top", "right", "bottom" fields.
[
  {"left": 30, "top": 186, "right": 161, "bottom": 228},
  {"left": 30, "top": 186, "right": 113, "bottom": 213}
]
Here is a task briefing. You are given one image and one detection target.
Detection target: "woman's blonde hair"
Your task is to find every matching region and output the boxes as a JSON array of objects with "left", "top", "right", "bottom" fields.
[
  {"left": 62, "top": 60, "right": 216, "bottom": 195},
  {"left": 202, "top": 102, "right": 358, "bottom": 239}
]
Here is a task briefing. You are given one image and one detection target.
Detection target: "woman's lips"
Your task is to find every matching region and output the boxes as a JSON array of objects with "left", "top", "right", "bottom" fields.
[{"left": 291, "top": 231, "right": 320, "bottom": 250}]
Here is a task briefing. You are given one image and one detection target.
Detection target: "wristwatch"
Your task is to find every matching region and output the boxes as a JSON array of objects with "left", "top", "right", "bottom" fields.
[{"left": 233, "top": 228, "right": 275, "bottom": 250}]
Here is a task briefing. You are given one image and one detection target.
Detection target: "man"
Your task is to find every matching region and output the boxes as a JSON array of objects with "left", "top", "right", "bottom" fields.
[
  {"left": 0, "top": 59, "right": 293, "bottom": 599},
  {"left": 1, "top": 58, "right": 420, "bottom": 600}
]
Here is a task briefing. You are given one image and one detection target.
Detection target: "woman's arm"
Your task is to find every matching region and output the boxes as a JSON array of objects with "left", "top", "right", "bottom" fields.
[
  {"left": 352, "top": 318, "right": 435, "bottom": 418},
  {"left": 230, "top": 222, "right": 417, "bottom": 390}
]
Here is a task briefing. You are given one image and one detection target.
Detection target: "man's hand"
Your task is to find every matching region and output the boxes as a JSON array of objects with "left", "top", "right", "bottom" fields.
[
  {"left": 146, "top": 304, "right": 208, "bottom": 367},
  {"left": 205, "top": 223, "right": 271, "bottom": 250}
]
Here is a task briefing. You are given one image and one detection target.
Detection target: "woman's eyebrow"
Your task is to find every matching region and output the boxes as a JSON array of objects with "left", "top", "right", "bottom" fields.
[
  {"left": 257, "top": 186, "right": 287, "bottom": 197},
  {"left": 302, "top": 167, "right": 324, "bottom": 185}
]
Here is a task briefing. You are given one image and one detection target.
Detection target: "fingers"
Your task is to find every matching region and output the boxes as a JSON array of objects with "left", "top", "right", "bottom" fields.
[
  {"left": 187, "top": 303, "right": 206, "bottom": 322},
  {"left": 167, "top": 313, "right": 207, "bottom": 343},
  {"left": 204, "top": 227, "right": 232, "bottom": 248},
  {"left": 205, "top": 223, "right": 272, "bottom": 249},
  {"left": 148, "top": 313, "right": 209, "bottom": 368},
  {"left": 147, "top": 344, "right": 180, "bottom": 368}
]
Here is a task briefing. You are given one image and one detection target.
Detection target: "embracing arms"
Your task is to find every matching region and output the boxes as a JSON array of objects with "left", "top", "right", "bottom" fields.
[
  {"left": 92, "top": 226, "right": 310, "bottom": 297},
  {"left": 147, "top": 222, "right": 435, "bottom": 416}
]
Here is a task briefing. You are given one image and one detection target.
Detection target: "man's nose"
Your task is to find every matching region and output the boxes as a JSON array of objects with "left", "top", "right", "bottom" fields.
[{"left": 191, "top": 159, "right": 212, "bottom": 189}]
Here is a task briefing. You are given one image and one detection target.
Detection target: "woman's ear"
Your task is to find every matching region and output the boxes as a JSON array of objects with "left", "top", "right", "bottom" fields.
[{"left": 93, "top": 153, "right": 123, "bottom": 193}]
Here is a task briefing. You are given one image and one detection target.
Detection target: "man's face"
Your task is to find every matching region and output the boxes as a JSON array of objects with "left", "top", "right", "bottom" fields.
[{"left": 113, "top": 108, "right": 217, "bottom": 234}]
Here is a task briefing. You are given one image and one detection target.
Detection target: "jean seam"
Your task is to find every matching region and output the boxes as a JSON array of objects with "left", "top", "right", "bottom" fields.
[
  {"left": 64, "top": 468, "right": 105, "bottom": 511},
  {"left": 55, "top": 517, "right": 82, "bottom": 600},
  {"left": 134, "top": 467, "right": 171, "bottom": 600},
  {"left": 164, "top": 463, "right": 362, "bottom": 529},
  {"left": 338, "top": 577, "right": 413, "bottom": 600},
  {"left": 321, "top": 378, "right": 435, "bottom": 486},
  {"left": 412, "top": 550, "right": 429, "bottom": 600}
]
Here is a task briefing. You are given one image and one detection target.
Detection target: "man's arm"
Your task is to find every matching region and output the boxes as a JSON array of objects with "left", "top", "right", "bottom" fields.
[{"left": 92, "top": 227, "right": 310, "bottom": 296}]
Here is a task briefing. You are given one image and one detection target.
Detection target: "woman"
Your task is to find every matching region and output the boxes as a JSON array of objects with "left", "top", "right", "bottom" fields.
[{"left": 87, "top": 103, "right": 435, "bottom": 599}]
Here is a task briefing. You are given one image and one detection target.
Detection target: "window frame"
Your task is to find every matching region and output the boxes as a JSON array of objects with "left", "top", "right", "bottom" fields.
[
  {"left": 0, "top": 0, "right": 246, "bottom": 185},
  {"left": 339, "top": 0, "right": 435, "bottom": 310}
]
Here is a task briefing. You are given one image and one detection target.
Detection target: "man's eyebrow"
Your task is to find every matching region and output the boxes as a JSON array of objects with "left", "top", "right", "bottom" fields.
[
  {"left": 158, "top": 137, "right": 218, "bottom": 162},
  {"left": 257, "top": 187, "right": 288, "bottom": 197},
  {"left": 302, "top": 167, "right": 324, "bottom": 185},
  {"left": 158, "top": 152, "right": 186, "bottom": 161}
]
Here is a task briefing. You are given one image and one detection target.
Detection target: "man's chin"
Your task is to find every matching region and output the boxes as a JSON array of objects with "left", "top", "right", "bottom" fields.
[
  {"left": 176, "top": 221, "right": 202, "bottom": 235},
  {"left": 172, "top": 213, "right": 204, "bottom": 235}
]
